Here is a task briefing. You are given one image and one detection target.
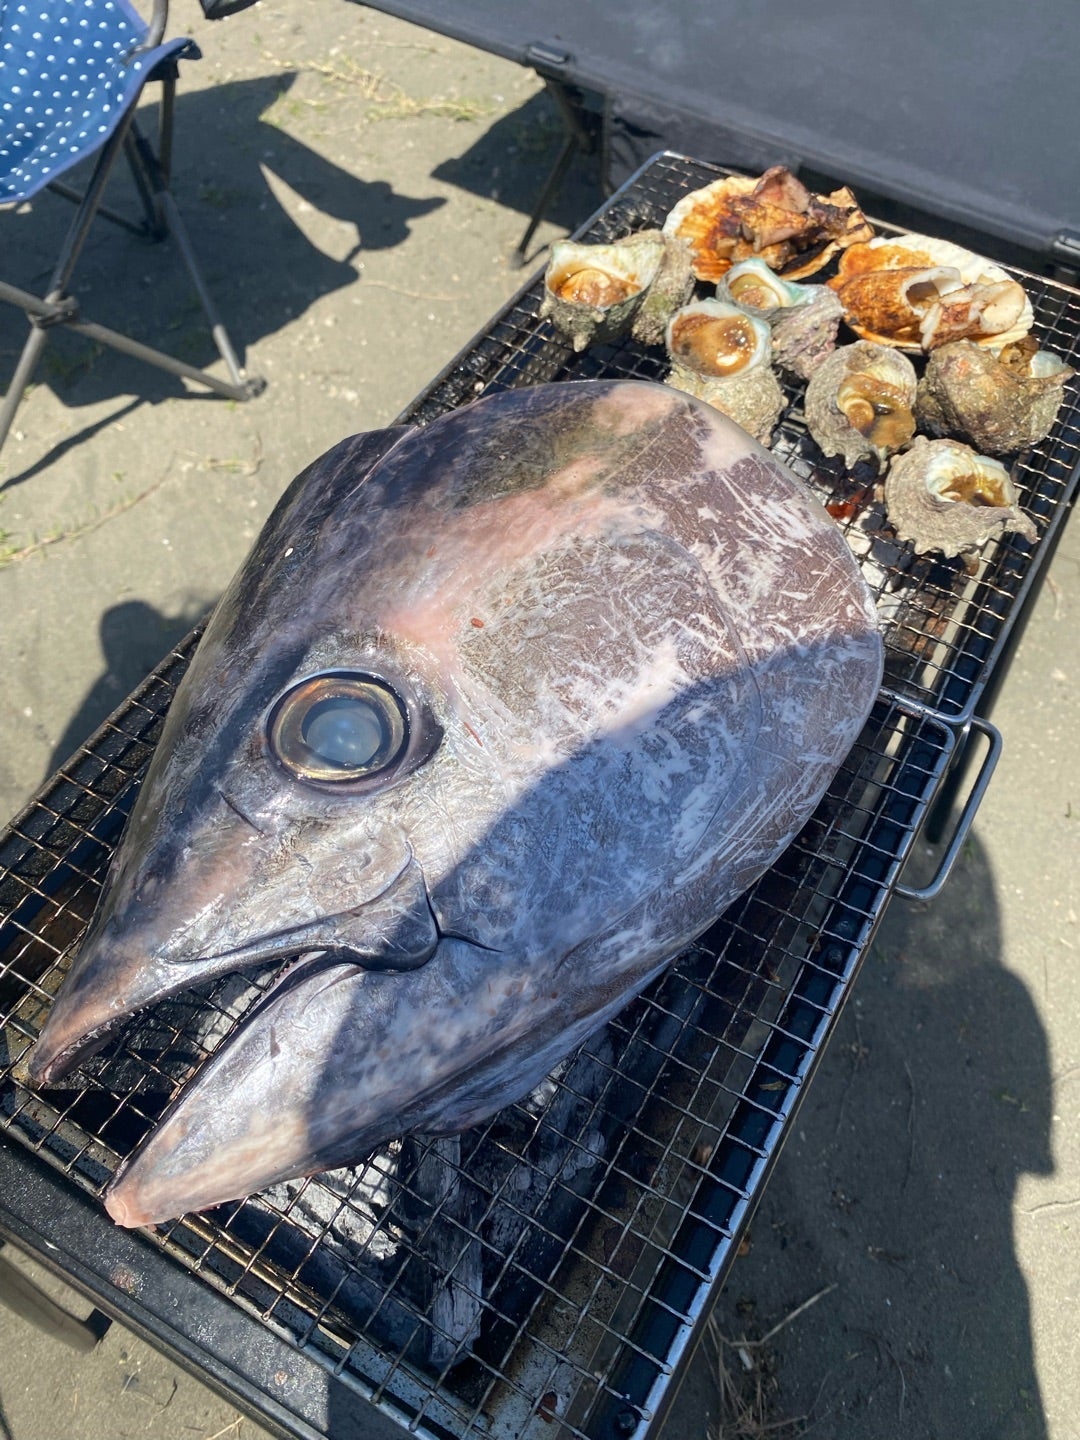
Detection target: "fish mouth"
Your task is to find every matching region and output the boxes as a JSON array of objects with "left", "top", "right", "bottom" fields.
[
  {"left": 28, "top": 853, "right": 441, "bottom": 1088},
  {"left": 101, "top": 937, "right": 523, "bottom": 1228}
]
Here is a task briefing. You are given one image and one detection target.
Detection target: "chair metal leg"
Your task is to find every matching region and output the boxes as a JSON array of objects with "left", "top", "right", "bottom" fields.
[
  {"left": 154, "top": 190, "right": 257, "bottom": 392},
  {"left": 1, "top": 57, "right": 265, "bottom": 465},
  {"left": 0, "top": 109, "right": 141, "bottom": 455},
  {"left": 47, "top": 110, "right": 140, "bottom": 298},
  {"left": 0, "top": 279, "right": 261, "bottom": 403},
  {"left": 126, "top": 113, "right": 264, "bottom": 395},
  {"left": 0, "top": 319, "right": 52, "bottom": 452},
  {"left": 123, "top": 129, "right": 166, "bottom": 240}
]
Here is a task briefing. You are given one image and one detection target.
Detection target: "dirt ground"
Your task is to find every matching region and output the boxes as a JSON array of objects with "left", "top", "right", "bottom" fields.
[{"left": 1, "top": 4, "right": 1078, "bottom": 1438}]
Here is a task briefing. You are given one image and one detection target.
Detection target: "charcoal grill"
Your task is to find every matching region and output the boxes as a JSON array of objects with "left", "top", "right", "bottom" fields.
[{"left": 1, "top": 153, "right": 1078, "bottom": 1440}]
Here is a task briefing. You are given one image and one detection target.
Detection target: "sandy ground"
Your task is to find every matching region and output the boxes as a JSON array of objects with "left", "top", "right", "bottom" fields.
[{"left": 1, "top": 4, "right": 1078, "bottom": 1438}]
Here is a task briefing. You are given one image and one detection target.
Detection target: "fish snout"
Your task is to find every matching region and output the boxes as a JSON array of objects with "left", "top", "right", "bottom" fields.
[{"left": 27, "top": 909, "right": 185, "bottom": 1086}]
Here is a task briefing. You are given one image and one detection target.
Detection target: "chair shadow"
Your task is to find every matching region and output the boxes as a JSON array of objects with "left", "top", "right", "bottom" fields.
[
  {"left": 700, "top": 830, "right": 1051, "bottom": 1439},
  {"left": 0, "top": 69, "right": 447, "bottom": 483}
]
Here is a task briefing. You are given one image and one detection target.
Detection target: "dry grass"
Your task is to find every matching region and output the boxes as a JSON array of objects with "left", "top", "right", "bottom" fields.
[{"left": 705, "top": 1284, "right": 836, "bottom": 1439}]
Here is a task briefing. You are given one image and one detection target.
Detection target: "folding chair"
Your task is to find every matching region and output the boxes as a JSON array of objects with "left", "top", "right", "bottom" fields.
[{"left": 0, "top": 0, "right": 265, "bottom": 461}]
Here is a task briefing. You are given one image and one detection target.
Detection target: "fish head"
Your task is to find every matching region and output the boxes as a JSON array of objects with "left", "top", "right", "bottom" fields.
[
  {"left": 32, "top": 379, "right": 885, "bottom": 1225},
  {"left": 30, "top": 381, "right": 764, "bottom": 1088}
]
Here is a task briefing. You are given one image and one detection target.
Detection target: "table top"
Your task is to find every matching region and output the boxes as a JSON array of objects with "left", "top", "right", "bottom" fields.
[{"left": 353, "top": 0, "right": 1080, "bottom": 262}]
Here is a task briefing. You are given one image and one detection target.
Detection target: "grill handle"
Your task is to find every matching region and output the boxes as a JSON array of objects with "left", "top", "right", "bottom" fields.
[{"left": 895, "top": 714, "right": 1002, "bottom": 902}]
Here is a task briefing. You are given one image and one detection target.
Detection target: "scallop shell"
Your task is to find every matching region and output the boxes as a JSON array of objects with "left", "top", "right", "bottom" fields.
[
  {"left": 915, "top": 339, "right": 1075, "bottom": 453},
  {"left": 662, "top": 166, "right": 873, "bottom": 284},
  {"left": 828, "top": 235, "right": 1033, "bottom": 352},
  {"left": 803, "top": 342, "right": 918, "bottom": 470},
  {"left": 883, "top": 436, "right": 1039, "bottom": 557},
  {"left": 540, "top": 235, "right": 664, "bottom": 352},
  {"left": 663, "top": 299, "right": 784, "bottom": 445}
]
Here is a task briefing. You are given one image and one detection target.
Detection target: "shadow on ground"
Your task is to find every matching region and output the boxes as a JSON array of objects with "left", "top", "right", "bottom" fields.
[
  {"left": 0, "top": 70, "right": 445, "bottom": 475},
  {"left": 696, "top": 829, "right": 1051, "bottom": 1438},
  {"left": 43, "top": 597, "right": 209, "bottom": 788},
  {"left": 431, "top": 88, "right": 605, "bottom": 237}
]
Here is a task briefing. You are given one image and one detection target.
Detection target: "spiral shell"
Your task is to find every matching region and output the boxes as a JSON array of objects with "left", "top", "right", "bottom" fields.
[
  {"left": 883, "top": 436, "right": 1039, "bottom": 557},
  {"left": 803, "top": 342, "right": 918, "bottom": 470},
  {"left": 627, "top": 230, "right": 698, "bottom": 347},
  {"left": 915, "top": 339, "right": 1075, "bottom": 453},
  {"left": 664, "top": 299, "right": 784, "bottom": 445},
  {"left": 540, "top": 236, "right": 664, "bottom": 352}
]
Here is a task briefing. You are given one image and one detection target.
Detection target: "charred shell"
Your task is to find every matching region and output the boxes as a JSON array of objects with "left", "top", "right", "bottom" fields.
[
  {"left": 884, "top": 436, "right": 1039, "bottom": 558},
  {"left": 627, "top": 229, "right": 697, "bottom": 346},
  {"left": 803, "top": 342, "right": 917, "bottom": 470},
  {"left": 541, "top": 235, "right": 664, "bottom": 352},
  {"left": 916, "top": 339, "right": 1075, "bottom": 453},
  {"left": 664, "top": 299, "right": 784, "bottom": 445}
]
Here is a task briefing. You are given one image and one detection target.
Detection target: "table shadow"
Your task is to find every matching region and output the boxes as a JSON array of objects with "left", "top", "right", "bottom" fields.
[{"left": 42, "top": 599, "right": 208, "bottom": 791}]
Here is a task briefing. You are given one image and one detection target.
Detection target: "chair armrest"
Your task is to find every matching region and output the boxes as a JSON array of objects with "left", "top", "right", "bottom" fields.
[{"left": 139, "top": 0, "right": 169, "bottom": 50}]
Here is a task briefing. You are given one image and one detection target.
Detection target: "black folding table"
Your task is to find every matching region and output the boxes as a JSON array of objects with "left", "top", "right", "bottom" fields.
[{"left": 350, "top": 0, "right": 1080, "bottom": 268}]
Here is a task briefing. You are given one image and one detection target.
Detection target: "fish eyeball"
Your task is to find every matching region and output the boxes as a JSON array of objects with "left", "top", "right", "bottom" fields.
[{"left": 267, "top": 673, "right": 408, "bottom": 784}]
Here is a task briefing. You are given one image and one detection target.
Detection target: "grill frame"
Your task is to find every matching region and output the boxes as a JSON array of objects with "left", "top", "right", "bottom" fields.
[{"left": 1, "top": 152, "right": 1078, "bottom": 1440}]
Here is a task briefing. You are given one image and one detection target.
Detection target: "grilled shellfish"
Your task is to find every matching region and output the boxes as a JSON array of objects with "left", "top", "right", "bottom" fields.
[
  {"left": 662, "top": 166, "right": 873, "bottom": 284},
  {"left": 717, "top": 258, "right": 815, "bottom": 316},
  {"left": 628, "top": 229, "right": 698, "bottom": 346},
  {"left": 916, "top": 338, "right": 1075, "bottom": 453},
  {"left": 541, "top": 235, "right": 664, "bottom": 352},
  {"left": 828, "top": 235, "right": 1032, "bottom": 352},
  {"left": 883, "top": 436, "right": 1039, "bottom": 558},
  {"left": 803, "top": 342, "right": 917, "bottom": 470},
  {"left": 664, "top": 299, "right": 785, "bottom": 445},
  {"left": 717, "top": 260, "right": 844, "bottom": 383}
]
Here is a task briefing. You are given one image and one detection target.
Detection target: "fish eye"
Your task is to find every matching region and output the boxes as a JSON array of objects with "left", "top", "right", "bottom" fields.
[{"left": 267, "top": 673, "right": 409, "bottom": 784}]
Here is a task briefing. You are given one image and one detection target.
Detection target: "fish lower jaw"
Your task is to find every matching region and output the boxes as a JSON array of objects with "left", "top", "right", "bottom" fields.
[
  {"left": 28, "top": 1014, "right": 124, "bottom": 1088},
  {"left": 104, "top": 1186, "right": 151, "bottom": 1229}
]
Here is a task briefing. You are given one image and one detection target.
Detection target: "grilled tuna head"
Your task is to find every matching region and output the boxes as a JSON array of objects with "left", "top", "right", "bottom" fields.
[{"left": 28, "top": 379, "right": 883, "bottom": 1225}]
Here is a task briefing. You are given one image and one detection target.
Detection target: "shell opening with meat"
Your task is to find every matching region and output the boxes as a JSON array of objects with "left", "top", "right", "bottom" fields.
[
  {"left": 716, "top": 258, "right": 815, "bottom": 316},
  {"left": 828, "top": 235, "right": 1033, "bottom": 352},
  {"left": 835, "top": 373, "right": 916, "bottom": 455},
  {"left": 883, "top": 436, "right": 1039, "bottom": 558},
  {"left": 666, "top": 299, "right": 771, "bottom": 378},
  {"left": 663, "top": 299, "right": 783, "bottom": 445},
  {"left": 717, "top": 260, "right": 844, "bottom": 381},
  {"left": 540, "top": 236, "right": 664, "bottom": 352},
  {"left": 803, "top": 341, "right": 918, "bottom": 470}
]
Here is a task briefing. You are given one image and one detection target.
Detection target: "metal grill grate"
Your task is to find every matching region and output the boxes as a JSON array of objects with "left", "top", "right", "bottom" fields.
[{"left": 1, "top": 153, "right": 1078, "bottom": 1440}]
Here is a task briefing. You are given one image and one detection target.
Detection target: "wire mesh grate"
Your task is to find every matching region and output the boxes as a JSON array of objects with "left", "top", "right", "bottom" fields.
[
  {"left": 1, "top": 153, "right": 1078, "bottom": 1440},
  {"left": 407, "top": 153, "right": 1080, "bottom": 725}
]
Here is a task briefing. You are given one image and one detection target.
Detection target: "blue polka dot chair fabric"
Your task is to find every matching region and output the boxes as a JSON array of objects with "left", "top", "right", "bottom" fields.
[{"left": 0, "top": 0, "right": 189, "bottom": 204}]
